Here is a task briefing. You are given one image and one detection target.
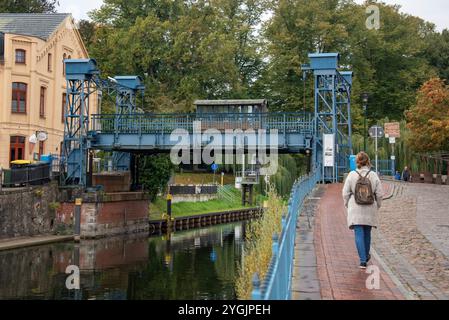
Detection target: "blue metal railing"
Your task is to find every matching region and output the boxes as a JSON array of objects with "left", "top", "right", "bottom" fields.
[
  {"left": 91, "top": 112, "right": 314, "bottom": 135},
  {"left": 251, "top": 168, "right": 321, "bottom": 300},
  {"left": 377, "top": 159, "right": 395, "bottom": 176}
]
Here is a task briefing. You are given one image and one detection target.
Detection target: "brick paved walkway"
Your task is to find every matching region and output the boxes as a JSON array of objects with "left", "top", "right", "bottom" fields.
[
  {"left": 373, "top": 182, "right": 449, "bottom": 299},
  {"left": 314, "top": 184, "right": 404, "bottom": 300}
]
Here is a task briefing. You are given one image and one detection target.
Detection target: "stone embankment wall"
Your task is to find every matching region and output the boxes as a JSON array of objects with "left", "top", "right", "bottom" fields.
[
  {"left": 0, "top": 183, "right": 63, "bottom": 239},
  {"left": 1, "top": 183, "right": 149, "bottom": 240}
]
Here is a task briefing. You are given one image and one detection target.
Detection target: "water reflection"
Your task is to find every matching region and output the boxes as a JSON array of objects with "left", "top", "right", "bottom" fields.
[{"left": 0, "top": 222, "right": 246, "bottom": 300}]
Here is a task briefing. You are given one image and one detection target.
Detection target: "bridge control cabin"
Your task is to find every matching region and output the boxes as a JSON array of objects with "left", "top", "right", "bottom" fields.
[
  {"left": 193, "top": 99, "right": 269, "bottom": 132},
  {"left": 194, "top": 99, "right": 268, "bottom": 114}
]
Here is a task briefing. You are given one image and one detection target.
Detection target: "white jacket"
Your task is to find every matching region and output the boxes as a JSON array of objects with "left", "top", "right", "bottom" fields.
[{"left": 342, "top": 166, "right": 383, "bottom": 229}]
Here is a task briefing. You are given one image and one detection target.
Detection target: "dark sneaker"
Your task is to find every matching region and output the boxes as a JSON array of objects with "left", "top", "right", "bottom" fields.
[{"left": 359, "top": 262, "right": 367, "bottom": 269}]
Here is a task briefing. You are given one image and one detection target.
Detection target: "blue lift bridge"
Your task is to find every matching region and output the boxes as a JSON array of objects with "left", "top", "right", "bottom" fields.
[{"left": 61, "top": 53, "right": 353, "bottom": 187}]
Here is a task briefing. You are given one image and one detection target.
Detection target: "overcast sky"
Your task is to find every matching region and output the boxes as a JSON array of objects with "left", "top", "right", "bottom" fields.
[{"left": 57, "top": 0, "right": 449, "bottom": 32}]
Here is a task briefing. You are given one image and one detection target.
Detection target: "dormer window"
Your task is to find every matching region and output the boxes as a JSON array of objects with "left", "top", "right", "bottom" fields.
[{"left": 15, "top": 49, "right": 26, "bottom": 64}]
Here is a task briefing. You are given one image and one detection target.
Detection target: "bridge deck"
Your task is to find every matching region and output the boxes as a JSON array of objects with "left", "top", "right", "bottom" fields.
[{"left": 89, "top": 112, "right": 315, "bottom": 152}]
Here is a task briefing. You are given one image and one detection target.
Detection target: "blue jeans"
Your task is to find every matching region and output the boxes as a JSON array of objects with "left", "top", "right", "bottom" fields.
[{"left": 353, "top": 225, "right": 372, "bottom": 264}]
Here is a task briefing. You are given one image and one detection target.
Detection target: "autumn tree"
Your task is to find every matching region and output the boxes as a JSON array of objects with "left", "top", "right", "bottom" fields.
[{"left": 406, "top": 78, "right": 449, "bottom": 153}]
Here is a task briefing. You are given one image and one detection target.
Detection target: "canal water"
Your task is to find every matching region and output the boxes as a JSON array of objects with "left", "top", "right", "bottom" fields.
[{"left": 0, "top": 222, "right": 246, "bottom": 300}]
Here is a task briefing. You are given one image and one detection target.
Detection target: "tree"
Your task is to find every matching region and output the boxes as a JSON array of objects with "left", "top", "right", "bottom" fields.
[
  {"left": 425, "top": 29, "right": 449, "bottom": 81},
  {"left": 405, "top": 78, "right": 449, "bottom": 153},
  {"left": 139, "top": 155, "right": 174, "bottom": 201},
  {"left": 77, "top": 19, "right": 96, "bottom": 48},
  {"left": 86, "top": 0, "right": 266, "bottom": 112},
  {"left": 260, "top": 0, "right": 436, "bottom": 127},
  {"left": 0, "top": 0, "right": 58, "bottom": 13}
]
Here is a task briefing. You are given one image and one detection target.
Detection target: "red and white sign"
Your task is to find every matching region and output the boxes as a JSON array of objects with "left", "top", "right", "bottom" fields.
[{"left": 384, "top": 122, "right": 400, "bottom": 138}]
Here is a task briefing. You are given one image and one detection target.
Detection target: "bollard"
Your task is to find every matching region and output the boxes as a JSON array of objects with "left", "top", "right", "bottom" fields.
[
  {"left": 272, "top": 232, "right": 279, "bottom": 256},
  {"left": 166, "top": 193, "right": 172, "bottom": 218},
  {"left": 251, "top": 273, "right": 262, "bottom": 300},
  {"left": 74, "top": 198, "right": 82, "bottom": 242}
]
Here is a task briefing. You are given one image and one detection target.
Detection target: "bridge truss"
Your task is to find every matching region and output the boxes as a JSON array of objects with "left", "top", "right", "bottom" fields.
[
  {"left": 302, "top": 53, "right": 353, "bottom": 182},
  {"left": 62, "top": 53, "right": 352, "bottom": 187},
  {"left": 62, "top": 59, "right": 143, "bottom": 186}
]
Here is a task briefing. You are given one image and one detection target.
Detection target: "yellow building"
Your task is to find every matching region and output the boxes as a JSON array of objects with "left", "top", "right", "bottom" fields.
[{"left": 0, "top": 13, "right": 95, "bottom": 168}]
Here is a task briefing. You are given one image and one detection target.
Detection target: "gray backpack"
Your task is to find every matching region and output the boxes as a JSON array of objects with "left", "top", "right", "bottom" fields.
[{"left": 354, "top": 170, "right": 375, "bottom": 205}]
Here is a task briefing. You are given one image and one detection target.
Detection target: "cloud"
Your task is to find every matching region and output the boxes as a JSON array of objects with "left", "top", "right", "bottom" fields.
[
  {"left": 355, "top": 0, "right": 449, "bottom": 31},
  {"left": 57, "top": 0, "right": 104, "bottom": 20}
]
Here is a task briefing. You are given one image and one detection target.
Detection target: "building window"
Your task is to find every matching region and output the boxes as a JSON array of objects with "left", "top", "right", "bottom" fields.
[
  {"left": 15, "top": 49, "right": 26, "bottom": 64},
  {"left": 11, "top": 82, "right": 27, "bottom": 113},
  {"left": 10, "top": 136, "right": 25, "bottom": 162},
  {"left": 62, "top": 93, "right": 67, "bottom": 123},
  {"left": 38, "top": 141, "right": 45, "bottom": 159},
  {"left": 40, "top": 86, "right": 46, "bottom": 118},
  {"left": 48, "top": 53, "right": 52, "bottom": 72},
  {"left": 63, "top": 53, "right": 67, "bottom": 76}
]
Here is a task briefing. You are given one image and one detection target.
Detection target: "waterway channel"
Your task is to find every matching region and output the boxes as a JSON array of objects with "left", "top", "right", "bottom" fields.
[{"left": 0, "top": 221, "right": 247, "bottom": 300}]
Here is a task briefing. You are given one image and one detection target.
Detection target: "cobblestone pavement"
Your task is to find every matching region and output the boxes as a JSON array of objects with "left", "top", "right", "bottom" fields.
[
  {"left": 306, "top": 184, "right": 403, "bottom": 300},
  {"left": 373, "top": 182, "right": 449, "bottom": 299}
]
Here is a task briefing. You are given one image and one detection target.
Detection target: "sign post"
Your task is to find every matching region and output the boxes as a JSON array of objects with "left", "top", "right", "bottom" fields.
[
  {"left": 369, "top": 125, "right": 384, "bottom": 174},
  {"left": 385, "top": 122, "right": 401, "bottom": 177},
  {"left": 323, "top": 134, "right": 335, "bottom": 182},
  {"left": 211, "top": 163, "right": 218, "bottom": 184},
  {"left": 74, "top": 198, "right": 82, "bottom": 242}
]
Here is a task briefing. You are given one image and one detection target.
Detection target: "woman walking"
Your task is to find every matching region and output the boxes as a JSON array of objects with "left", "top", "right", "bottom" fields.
[{"left": 342, "top": 152, "right": 383, "bottom": 269}]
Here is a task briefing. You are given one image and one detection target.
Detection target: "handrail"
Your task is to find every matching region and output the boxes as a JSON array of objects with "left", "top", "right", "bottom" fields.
[
  {"left": 90, "top": 112, "right": 314, "bottom": 134},
  {"left": 251, "top": 168, "right": 321, "bottom": 300}
]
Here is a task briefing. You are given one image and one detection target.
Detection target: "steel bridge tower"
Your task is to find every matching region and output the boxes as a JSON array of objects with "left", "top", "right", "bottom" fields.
[
  {"left": 63, "top": 59, "right": 98, "bottom": 187},
  {"left": 62, "top": 59, "right": 143, "bottom": 187},
  {"left": 302, "top": 53, "right": 353, "bottom": 182},
  {"left": 111, "top": 76, "right": 144, "bottom": 171}
]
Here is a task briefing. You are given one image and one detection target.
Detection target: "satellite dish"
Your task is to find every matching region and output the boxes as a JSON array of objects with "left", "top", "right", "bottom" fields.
[
  {"left": 29, "top": 134, "right": 37, "bottom": 144},
  {"left": 37, "top": 131, "right": 48, "bottom": 142}
]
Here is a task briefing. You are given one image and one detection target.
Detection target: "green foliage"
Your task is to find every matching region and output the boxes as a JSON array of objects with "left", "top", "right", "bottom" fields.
[
  {"left": 87, "top": 0, "right": 266, "bottom": 113},
  {"left": 261, "top": 0, "right": 436, "bottom": 125},
  {"left": 0, "top": 0, "right": 58, "bottom": 13},
  {"left": 77, "top": 19, "right": 96, "bottom": 48},
  {"left": 257, "top": 154, "right": 307, "bottom": 198},
  {"left": 48, "top": 201, "right": 61, "bottom": 212},
  {"left": 425, "top": 30, "right": 449, "bottom": 81},
  {"left": 139, "top": 155, "right": 174, "bottom": 201}
]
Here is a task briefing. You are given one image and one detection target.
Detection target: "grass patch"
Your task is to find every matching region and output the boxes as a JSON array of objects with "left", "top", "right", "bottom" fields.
[{"left": 149, "top": 186, "right": 252, "bottom": 220}]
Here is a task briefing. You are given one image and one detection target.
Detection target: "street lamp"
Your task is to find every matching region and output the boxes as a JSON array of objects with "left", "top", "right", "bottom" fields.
[{"left": 362, "top": 93, "right": 369, "bottom": 151}]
